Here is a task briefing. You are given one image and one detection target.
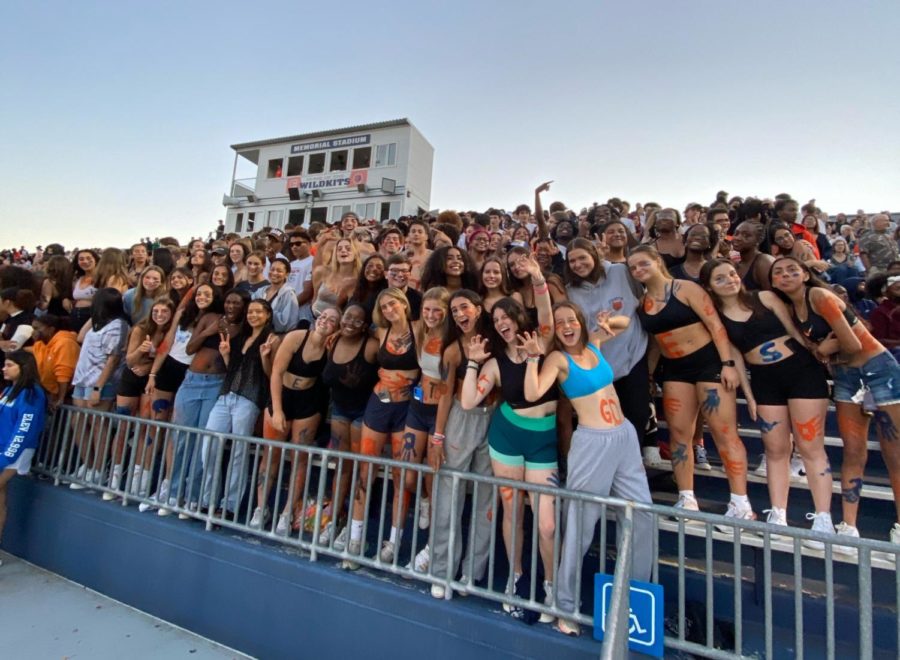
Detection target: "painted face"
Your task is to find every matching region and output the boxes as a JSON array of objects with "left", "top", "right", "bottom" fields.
[
  {"left": 246, "top": 257, "right": 264, "bottom": 276},
  {"left": 340, "top": 306, "right": 366, "bottom": 335},
  {"left": 246, "top": 302, "right": 270, "bottom": 328},
  {"left": 770, "top": 259, "right": 807, "bottom": 294},
  {"left": 482, "top": 261, "right": 503, "bottom": 289},
  {"left": 603, "top": 224, "right": 628, "bottom": 247},
  {"left": 379, "top": 295, "right": 406, "bottom": 323},
  {"left": 708, "top": 263, "right": 741, "bottom": 297},
  {"left": 445, "top": 249, "right": 465, "bottom": 277},
  {"left": 567, "top": 248, "right": 595, "bottom": 279},
  {"left": 169, "top": 272, "right": 190, "bottom": 291},
  {"left": 386, "top": 262, "right": 411, "bottom": 288},
  {"left": 492, "top": 307, "right": 518, "bottom": 344},
  {"left": 2, "top": 359, "right": 21, "bottom": 382},
  {"left": 223, "top": 294, "right": 245, "bottom": 321},
  {"left": 336, "top": 240, "right": 354, "bottom": 262},
  {"left": 627, "top": 253, "right": 659, "bottom": 283},
  {"left": 315, "top": 307, "right": 340, "bottom": 334},
  {"left": 78, "top": 252, "right": 96, "bottom": 271},
  {"left": 421, "top": 299, "right": 446, "bottom": 330},
  {"left": 151, "top": 304, "right": 173, "bottom": 326},
  {"left": 773, "top": 229, "right": 794, "bottom": 250},
  {"left": 194, "top": 285, "right": 214, "bottom": 309},
  {"left": 553, "top": 308, "right": 582, "bottom": 347},
  {"left": 470, "top": 233, "right": 490, "bottom": 251},
  {"left": 211, "top": 266, "right": 230, "bottom": 287},
  {"left": 268, "top": 262, "right": 288, "bottom": 285},
  {"left": 341, "top": 215, "right": 359, "bottom": 234},
  {"left": 450, "top": 297, "right": 480, "bottom": 334},
  {"left": 381, "top": 233, "right": 402, "bottom": 255},
  {"left": 141, "top": 270, "right": 162, "bottom": 293},
  {"left": 364, "top": 258, "right": 385, "bottom": 281}
]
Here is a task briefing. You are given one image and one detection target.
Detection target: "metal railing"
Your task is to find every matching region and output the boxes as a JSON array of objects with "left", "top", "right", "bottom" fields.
[{"left": 30, "top": 405, "right": 900, "bottom": 659}]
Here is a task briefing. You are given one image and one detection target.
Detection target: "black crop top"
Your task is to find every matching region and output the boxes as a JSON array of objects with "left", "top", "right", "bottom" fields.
[
  {"left": 496, "top": 350, "right": 558, "bottom": 408},
  {"left": 720, "top": 294, "right": 788, "bottom": 354},
  {"left": 377, "top": 323, "right": 419, "bottom": 371},
  {"left": 287, "top": 330, "right": 327, "bottom": 379},
  {"left": 201, "top": 331, "right": 220, "bottom": 350},
  {"left": 637, "top": 289, "right": 702, "bottom": 335},
  {"left": 322, "top": 337, "right": 379, "bottom": 410},
  {"left": 792, "top": 288, "right": 858, "bottom": 344},
  {"left": 741, "top": 254, "right": 762, "bottom": 292}
]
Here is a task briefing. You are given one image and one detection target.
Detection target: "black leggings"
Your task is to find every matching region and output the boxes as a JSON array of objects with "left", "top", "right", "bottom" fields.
[{"left": 614, "top": 352, "right": 651, "bottom": 449}]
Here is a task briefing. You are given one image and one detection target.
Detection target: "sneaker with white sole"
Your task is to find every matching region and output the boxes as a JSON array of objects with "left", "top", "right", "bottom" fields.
[
  {"left": 177, "top": 502, "right": 198, "bottom": 521},
  {"left": 318, "top": 522, "right": 334, "bottom": 545},
  {"left": 754, "top": 453, "right": 767, "bottom": 476},
  {"left": 129, "top": 466, "right": 144, "bottom": 496},
  {"left": 139, "top": 479, "right": 169, "bottom": 513},
  {"left": 502, "top": 573, "right": 522, "bottom": 614},
  {"left": 540, "top": 580, "right": 555, "bottom": 624},
  {"left": 694, "top": 444, "right": 711, "bottom": 471},
  {"left": 803, "top": 512, "right": 836, "bottom": 550},
  {"left": 333, "top": 525, "right": 349, "bottom": 552},
  {"left": 379, "top": 541, "right": 395, "bottom": 563},
  {"left": 342, "top": 538, "right": 362, "bottom": 570},
  {"left": 418, "top": 498, "right": 431, "bottom": 530},
  {"left": 672, "top": 494, "right": 702, "bottom": 524},
  {"left": 716, "top": 501, "right": 756, "bottom": 533},
  {"left": 275, "top": 513, "right": 291, "bottom": 536},
  {"left": 409, "top": 544, "right": 430, "bottom": 573},
  {"left": 763, "top": 507, "right": 789, "bottom": 541},
  {"left": 69, "top": 465, "right": 90, "bottom": 490},
  {"left": 642, "top": 446, "right": 664, "bottom": 468},
  {"left": 790, "top": 453, "right": 807, "bottom": 481},
  {"left": 430, "top": 584, "right": 447, "bottom": 599},
  {"left": 157, "top": 497, "right": 176, "bottom": 517},
  {"left": 248, "top": 507, "right": 268, "bottom": 530},
  {"left": 891, "top": 523, "right": 900, "bottom": 546},
  {"left": 833, "top": 521, "right": 860, "bottom": 556}
]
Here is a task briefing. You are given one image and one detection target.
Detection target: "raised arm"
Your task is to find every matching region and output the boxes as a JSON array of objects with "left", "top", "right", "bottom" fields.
[
  {"left": 460, "top": 336, "right": 499, "bottom": 409},
  {"left": 519, "top": 331, "right": 564, "bottom": 401},
  {"left": 534, "top": 181, "right": 552, "bottom": 240}
]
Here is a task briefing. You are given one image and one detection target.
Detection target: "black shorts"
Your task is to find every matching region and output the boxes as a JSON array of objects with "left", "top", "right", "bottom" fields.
[
  {"left": 154, "top": 355, "right": 189, "bottom": 393},
  {"left": 118, "top": 367, "right": 149, "bottom": 398},
  {"left": 659, "top": 342, "right": 721, "bottom": 385},
  {"left": 748, "top": 350, "right": 830, "bottom": 406},
  {"left": 268, "top": 384, "right": 323, "bottom": 421},
  {"left": 405, "top": 399, "right": 437, "bottom": 434}
]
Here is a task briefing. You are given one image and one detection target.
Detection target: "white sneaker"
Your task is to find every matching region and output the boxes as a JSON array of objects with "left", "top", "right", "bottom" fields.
[
  {"left": 249, "top": 507, "right": 268, "bottom": 530},
  {"left": 754, "top": 454, "right": 767, "bottom": 476},
  {"left": 540, "top": 580, "right": 555, "bottom": 624},
  {"left": 157, "top": 497, "right": 175, "bottom": 517},
  {"left": 342, "top": 538, "right": 362, "bottom": 570},
  {"left": 138, "top": 498, "right": 156, "bottom": 513},
  {"left": 694, "top": 445, "right": 712, "bottom": 471},
  {"left": 333, "top": 525, "right": 349, "bottom": 552},
  {"left": 672, "top": 494, "right": 701, "bottom": 524},
  {"left": 763, "top": 507, "right": 789, "bottom": 541},
  {"left": 178, "top": 502, "right": 198, "bottom": 521},
  {"left": 502, "top": 573, "right": 522, "bottom": 614},
  {"left": 318, "top": 522, "right": 334, "bottom": 545},
  {"left": 430, "top": 584, "right": 447, "bottom": 599},
  {"left": 790, "top": 453, "right": 807, "bottom": 481},
  {"left": 833, "top": 522, "right": 860, "bottom": 556},
  {"left": 275, "top": 513, "right": 291, "bottom": 536},
  {"left": 642, "top": 446, "right": 664, "bottom": 468},
  {"left": 129, "top": 466, "right": 144, "bottom": 495},
  {"left": 716, "top": 501, "right": 756, "bottom": 533},
  {"left": 418, "top": 497, "right": 431, "bottom": 530},
  {"left": 379, "top": 541, "right": 395, "bottom": 563},
  {"left": 803, "top": 512, "right": 836, "bottom": 550},
  {"left": 69, "top": 466, "right": 91, "bottom": 490},
  {"left": 891, "top": 523, "right": 900, "bottom": 546},
  {"left": 410, "top": 544, "right": 430, "bottom": 572},
  {"left": 157, "top": 479, "right": 170, "bottom": 503},
  {"left": 109, "top": 464, "right": 123, "bottom": 489}
]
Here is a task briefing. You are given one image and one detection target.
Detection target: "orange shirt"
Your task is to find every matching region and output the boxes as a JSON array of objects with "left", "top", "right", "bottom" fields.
[{"left": 32, "top": 330, "right": 80, "bottom": 396}]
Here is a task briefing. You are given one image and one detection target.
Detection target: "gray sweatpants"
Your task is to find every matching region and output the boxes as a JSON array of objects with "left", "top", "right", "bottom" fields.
[
  {"left": 557, "top": 420, "right": 654, "bottom": 615},
  {"left": 431, "top": 400, "right": 495, "bottom": 583}
]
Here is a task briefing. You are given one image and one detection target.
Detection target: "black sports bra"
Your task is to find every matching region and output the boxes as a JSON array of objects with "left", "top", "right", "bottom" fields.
[
  {"left": 496, "top": 350, "right": 558, "bottom": 408},
  {"left": 377, "top": 323, "right": 419, "bottom": 371},
  {"left": 637, "top": 288, "right": 702, "bottom": 335},
  {"left": 720, "top": 294, "right": 788, "bottom": 354},
  {"left": 792, "top": 288, "right": 858, "bottom": 344},
  {"left": 741, "top": 254, "right": 763, "bottom": 291},
  {"left": 287, "top": 330, "right": 327, "bottom": 379}
]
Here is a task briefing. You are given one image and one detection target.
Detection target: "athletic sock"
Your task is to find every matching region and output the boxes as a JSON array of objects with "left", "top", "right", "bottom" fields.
[
  {"left": 350, "top": 519, "right": 363, "bottom": 542},
  {"left": 679, "top": 490, "right": 696, "bottom": 501},
  {"left": 730, "top": 493, "right": 750, "bottom": 508}
]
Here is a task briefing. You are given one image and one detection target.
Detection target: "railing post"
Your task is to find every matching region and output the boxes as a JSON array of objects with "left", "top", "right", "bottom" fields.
[
  {"left": 205, "top": 433, "right": 227, "bottom": 532},
  {"left": 600, "top": 504, "right": 634, "bottom": 660}
]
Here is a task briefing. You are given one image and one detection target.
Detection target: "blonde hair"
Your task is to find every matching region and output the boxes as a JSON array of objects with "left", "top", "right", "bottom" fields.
[{"left": 372, "top": 287, "right": 411, "bottom": 328}]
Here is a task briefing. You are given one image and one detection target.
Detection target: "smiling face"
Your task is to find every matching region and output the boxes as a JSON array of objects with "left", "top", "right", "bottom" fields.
[
  {"left": 481, "top": 260, "right": 503, "bottom": 290},
  {"left": 707, "top": 262, "right": 741, "bottom": 298},
  {"left": 151, "top": 303, "right": 173, "bottom": 326},
  {"left": 223, "top": 293, "right": 245, "bottom": 322},
  {"left": 246, "top": 256, "right": 264, "bottom": 277},
  {"left": 421, "top": 298, "right": 446, "bottom": 330},
  {"left": 379, "top": 294, "right": 407, "bottom": 325},
  {"left": 246, "top": 301, "right": 271, "bottom": 329},
  {"left": 341, "top": 214, "right": 359, "bottom": 234},
  {"left": 141, "top": 269, "right": 162, "bottom": 293},
  {"left": 492, "top": 307, "right": 519, "bottom": 344},
  {"left": 194, "top": 285, "right": 214, "bottom": 310},
  {"left": 211, "top": 265, "right": 230, "bottom": 287},
  {"left": 380, "top": 233, "right": 402, "bottom": 255},
  {"left": 229, "top": 244, "right": 245, "bottom": 264},
  {"left": 553, "top": 306, "right": 582, "bottom": 348},
  {"left": 470, "top": 232, "right": 490, "bottom": 253},
  {"left": 444, "top": 249, "right": 465, "bottom": 277},
  {"left": 315, "top": 307, "right": 340, "bottom": 335},
  {"left": 603, "top": 223, "right": 628, "bottom": 248},
  {"left": 770, "top": 258, "right": 807, "bottom": 295},
  {"left": 450, "top": 296, "right": 480, "bottom": 334},
  {"left": 169, "top": 272, "right": 191, "bottom": 292},
  {"left": 627, "top": 251, "right": 661, "bottom": 283},
  {"left": 336, "top": 240, "right": 354, "bottom": 263},
  {"left": 268, "top": 261, "right": 288, "bottom": 285},
  {"left": 77, "top": 251, "right": 96, "bottom": 272},
  {"left": 386, "top": 262, "right": 411, "bottom": 289},
  {"left": 685, "top": 225, "right": 712, "bottom": 252},
  {"left": 340, "top": 305, "right": 367, "bottom": 337},
  {"left": 364, "top": 257, "right": 385, "bottom": 282},
  {"left": 567, "top": 248, "right": 595, "bottom": 279}
]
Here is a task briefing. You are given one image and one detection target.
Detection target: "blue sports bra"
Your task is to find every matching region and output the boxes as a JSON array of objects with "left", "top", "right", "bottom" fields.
[{"left": 560, "top": 344, "right": 614, "bottom": 399}]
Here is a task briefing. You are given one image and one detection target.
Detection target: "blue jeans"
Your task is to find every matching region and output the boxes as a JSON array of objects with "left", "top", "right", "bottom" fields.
[
  {"left": 169, "top": 372, "right": 224, "bottom": 505},
  {"left": 832, "top": 351, "right": 900, "bottom": 406},
  {"left": 201, "top": 393, "right": 261, "bottom": 512}
]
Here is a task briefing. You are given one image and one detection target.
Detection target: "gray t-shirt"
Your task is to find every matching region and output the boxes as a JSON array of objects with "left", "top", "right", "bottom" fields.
[{"left": 565, "top": 261, "right": 647, "bottom": 380}]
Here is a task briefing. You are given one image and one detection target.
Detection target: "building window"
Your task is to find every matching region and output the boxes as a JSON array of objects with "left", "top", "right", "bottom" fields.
[
  {"left": 375, "top": 143, "right": 397, "bottom": 167},
  {"left": 352, "top": 147, "right": 371, "bottom": 169},
  {"left": 310, "top": 207, "right": 327, "bottom": 224},
  {"left": 267, "top": 159, "right": 283, "bottom": 178},
  {"left": 287, "top": 155, "right": 304, "bottom": 176},
  {"left": 288, "top": 208, "right": 305, "bottom": 226},
  {"left": 268, "top": 209, "right": 284, "bottom": 227},
  {"left": 355, "top": 202, "right": 376, "bottom": 221},
  {"left": 331, "top": 205, "right": 352, "bottom": 223},
  {"left": 308, "top": 152, "right": 326, "bottom": 174},
  {"left": 330, "top": 150, "right": 348, "bottom": 172},
  {"left": 247, "top": 212, "right": 256, "bottom": 232},
  {"left": 379, "top": 201, "right": 401, "bottom": 221},
  {"left": 235, "top": 213, "right": 244, "bottom": 233}
]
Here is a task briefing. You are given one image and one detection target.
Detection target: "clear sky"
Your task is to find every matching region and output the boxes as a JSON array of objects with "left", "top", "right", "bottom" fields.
[{"left": 2, "top": 1, "right": 899, "bottom": 250}]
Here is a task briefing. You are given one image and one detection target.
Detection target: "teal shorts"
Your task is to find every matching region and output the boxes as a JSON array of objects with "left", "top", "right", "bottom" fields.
[{"left": 487, "top": 402, "right": 558, "bottom": 470}]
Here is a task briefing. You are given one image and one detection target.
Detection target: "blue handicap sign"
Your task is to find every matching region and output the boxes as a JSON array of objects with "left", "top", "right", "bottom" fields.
[{"left": 594, "top": 573, "right": 664, "bottom": 658}]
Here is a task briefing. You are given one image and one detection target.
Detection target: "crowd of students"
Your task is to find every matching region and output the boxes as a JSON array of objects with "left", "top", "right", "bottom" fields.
[{"left": 2, "top": 187, "right": 900, "bottom": 635}]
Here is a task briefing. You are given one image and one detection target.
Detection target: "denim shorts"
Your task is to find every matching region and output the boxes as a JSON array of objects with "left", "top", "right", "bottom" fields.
[
  {"left": 832, "top": 351, "right": 900, "bottom": 406},
  {"left": 331, "top": 401, "right": 367, "bottom": 427},
  {"left": 73, "top": 382, "right": 117, "bottom": 401}
]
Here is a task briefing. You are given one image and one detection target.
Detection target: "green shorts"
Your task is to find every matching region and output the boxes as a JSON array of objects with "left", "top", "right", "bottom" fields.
[{"left": 487, "top": 402, "right": 558, "bottom": 470}]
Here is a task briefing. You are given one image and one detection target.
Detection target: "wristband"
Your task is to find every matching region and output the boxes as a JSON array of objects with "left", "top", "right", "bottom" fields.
[
  {"left": 467, "top": 359, "right": 480, "bottom": 369},
  {"left": 531, "top": 277, "right": 547, "bottom": 287},
  {"left": 149, "top": 373, "right": 157, "bottom": 378},
  {"left": 431, "top": 433, "right": 445, "bottom": 445},
  {"left": 92, "top": 386, "right": 101, "bottom": 392},
  {"left": 526, "top": 356, "right": 540, "bottom": 364},
  {"left": 721, "top": 360, "right": 736, "bottom": 367}
]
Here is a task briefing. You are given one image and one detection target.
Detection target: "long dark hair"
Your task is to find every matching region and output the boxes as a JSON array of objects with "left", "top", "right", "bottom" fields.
[
  {"left": 490, "top": 296, "right": 532, "bottom": 356},
  {"left": 72, "top": 249, "right": 101, "bottom": 279},
  {"left": 152, "top": 248, "right": 176, "bottom": 277},
  {"left": 237, "top": 299, "right": 273, "bottom": 346},
  {"left": 46, "top": 255, "right": 73, "bottom": 300},
  {"left": 563, "top": 238, "right": 607, "bottom": 286},
  {"left": 443, "top": 289, "right": 493, "bottom": 352},
  {"left": 769, "top": 255, "right": 830, "bottom": 307},
  {"left": 178, "top": 283, "right": 224, "bottom": 330},
  {"left": 90, "top": 288, "right": 128, "bottom": 332},
  {"left": 421, "top": 246, "right": 479, "bottom": 292},
  {"left": 351, "top": 254, "right": 387, "bottom": 308},
  {"left": 2, "top": 350, "right": 43, "bottom": 405},
  {"left": 699, "top": 259, "right": 765, "bottom": 316},
  {"left": 549, "top": 301, "right": 590, "bottom": 354}
]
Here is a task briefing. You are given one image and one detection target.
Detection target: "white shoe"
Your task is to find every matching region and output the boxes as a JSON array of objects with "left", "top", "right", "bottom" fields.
[
  {"left": 891, "top": 522, "right": 900, "bottom": 546},
  {"left": 418, "top": 498, "right": 431, "bottom": 530},
  {"left": 754, "top": 454, "right": 767, "bottom": 476},
  {"left": 177, "top": 502, "right": 198, "bottom": 521},
  {"left": 409, "top": 544, "right": 430, "bottom": 573},
  {"left": 833, "top": 522, "right": 860, "bottom": 556},
  {"left": 275, "top": 513, "right": 291, "bottom": 536},
  {"left": 430, "top": 584, "right": 447, "bottom": 599},
  {"left": 642, "top": 446, "right": 664, "bottom": 468},
  {"left": 379, "top": 541, "right": 395, "bottom": 563},
  {"left": 502, "top": 573, "right": 522, "bottom": 614},
  {"left": 790, "top": 453, "right": 807, "bottom": 481},
  {"left": 333, "top": 525, "right": 349, "bottom": 552},
  {"left": 129, "top": 466, "right": 144, "bottom": 495},
  {"left": 540, "top": 580, "right": 555, "bottom": 624},
  {"left": 716, "top": 501, "right": 756, "bottom": 533},
  {"left": 318, "top": 522, "right": 334, "bottom": 545},
  {"left": 138, "top": 496, "right": 157, "bottom": 513},
  {"left": 763, "top": 507, "right": 789, "bottom": 540},
  {"left": 109, "top": 464, "right": 123, "bottom": 489},
  {"left": 803, "top": 512, "right": 836, "bottom": 550},
  {"left": 157, "top": 497, "right": 175, "bottom": 517},
  {"left": 694, "top": 445, "right": 712, "bottom": 471},
  {"left": 342, "top": 538, "right": 362, "bottom": 570},
  {"left": 672, "top": 494, "right": 701, "bottom": 524},
  {"left": 249, "top": 507, "right": 268, "bottom": 530}
]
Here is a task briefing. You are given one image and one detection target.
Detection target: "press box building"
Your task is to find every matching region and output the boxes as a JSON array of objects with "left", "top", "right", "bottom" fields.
[{"left": 222, "top": 118, "right": 434, "bottom": 233}]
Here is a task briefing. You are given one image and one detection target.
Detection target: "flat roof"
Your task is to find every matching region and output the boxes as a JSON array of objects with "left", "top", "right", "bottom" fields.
[{"left": 231, "top": 118, "right": 411, "bottom": 151}]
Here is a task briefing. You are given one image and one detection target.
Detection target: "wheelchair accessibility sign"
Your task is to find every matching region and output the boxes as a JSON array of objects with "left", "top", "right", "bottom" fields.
[{"left": 593, "top": 574, "right": 664, "bottom": 657}]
